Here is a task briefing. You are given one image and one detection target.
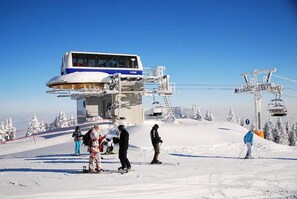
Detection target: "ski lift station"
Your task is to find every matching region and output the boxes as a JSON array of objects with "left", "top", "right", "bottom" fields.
[{"left": 46, "top": 51, "right": 175, "bottom": 124}]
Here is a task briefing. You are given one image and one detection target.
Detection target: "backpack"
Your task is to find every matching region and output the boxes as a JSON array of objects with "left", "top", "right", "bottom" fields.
[{"left": 82, "top": 129, "right": 92, "bottom": 147}]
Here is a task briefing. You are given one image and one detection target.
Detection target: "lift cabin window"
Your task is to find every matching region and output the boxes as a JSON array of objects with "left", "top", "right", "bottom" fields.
[{"left": 72, "top": 53, "right": 138, "bottom": 69}]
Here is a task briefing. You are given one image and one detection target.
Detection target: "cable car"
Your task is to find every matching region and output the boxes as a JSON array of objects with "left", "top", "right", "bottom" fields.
[{"left": 267, "top": 98, "right": 287, "bottom": 117}]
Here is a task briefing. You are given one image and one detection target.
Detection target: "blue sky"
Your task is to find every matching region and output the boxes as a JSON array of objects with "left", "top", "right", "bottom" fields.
[{"left": 0, "top": 0, "right": 296, "bottom": 126}]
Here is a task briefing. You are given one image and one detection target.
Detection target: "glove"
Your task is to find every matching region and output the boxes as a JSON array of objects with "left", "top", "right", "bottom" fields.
[
  {"left": 244, "top": 142, "right": 246, "bottom": 144},
  {"left": 160, "top": 140, "right": 163, "bottom": 143}
]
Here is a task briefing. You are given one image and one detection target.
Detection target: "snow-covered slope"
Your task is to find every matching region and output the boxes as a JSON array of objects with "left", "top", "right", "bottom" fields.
[{"left": 0, "top": 119, "right": 296, "bottom": 198}]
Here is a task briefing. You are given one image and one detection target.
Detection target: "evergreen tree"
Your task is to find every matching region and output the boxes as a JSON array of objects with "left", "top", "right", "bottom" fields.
[
  {"left": 289, "top": 123, "right": 297, "bottom": 146},
  {"left": 192, "top": 104, "right": 198, "bottom": 119},
  {"left": 54, "top": 111, "right": 69, "bottom": 128},
  {"left": 68, "top": 115, "right": 76, "bottom": 126},
  {"left": 191, "top": 105, "right": 202, "bottom": 121},
  {"left": 0, "top": 122, "right": 7, "bottom": 141},
  {"left": 205, "top": 109, "right": 215, "bottom": 121},
  {"left": 274, "top": 118, "right": 289, "bottom": 145},
  {"left": 240, "top": 118, "right": 245, "bottom": 126},
  {"left": 26, "top": 114, "right": 42, "bottom": 136},
  {"left": 196, "top": 107, "right": 202, "bottom": 121},
  {"left": 0, "top": 119, "right": 16, "bottom": 141},
  {"left": 7, "top": 118, "right": 16, "bottom": 140},
  {"left": 227, "top": 108, "right": 236, "bottom": 123},
  {"left": 263, "top": 117, "right": 274, "bottom": 141}
]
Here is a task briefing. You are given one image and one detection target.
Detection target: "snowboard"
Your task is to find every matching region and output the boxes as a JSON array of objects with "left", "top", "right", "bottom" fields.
[{"left": 78, "top": 166, "right": 133, "bottom": 174}]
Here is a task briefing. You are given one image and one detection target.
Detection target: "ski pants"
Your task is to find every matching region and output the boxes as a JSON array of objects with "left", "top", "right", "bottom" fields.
[
  {"left": 89, "top": 148, "right": 101, "bottom": 172},
  {"left": 245, "top": 142, "right": 252, "bottom": 158},
  {"left": 119, "top": 149, "right": 131, "bottom": 169},
  {"left": 152, "top": 143, "right": 160, "bottom": 162},
  {"left": 74, "top": 141, "right": 81, "bottom": 155}
]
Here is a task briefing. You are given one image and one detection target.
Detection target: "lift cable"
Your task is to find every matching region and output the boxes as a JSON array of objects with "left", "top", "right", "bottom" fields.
[{"left": 272, "top": 74, "right": 297, "bottom": 84}]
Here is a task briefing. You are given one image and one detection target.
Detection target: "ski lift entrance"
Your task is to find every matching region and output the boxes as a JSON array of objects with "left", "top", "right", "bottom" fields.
[{"left": 267, "top": 94, "right": 287, "bottom": 117}]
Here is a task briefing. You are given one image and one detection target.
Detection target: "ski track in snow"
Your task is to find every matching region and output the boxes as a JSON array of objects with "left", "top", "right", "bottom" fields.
[{"left": 0, "top": 120, "right": 297, "bottom": 199}]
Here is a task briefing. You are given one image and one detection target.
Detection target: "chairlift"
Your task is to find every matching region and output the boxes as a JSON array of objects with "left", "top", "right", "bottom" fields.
[
  {"left": 150, "top": 93, "right": 163, "bottom": 116},
  {"left": 267, "top": 97, "right": 287, "bottom": 117}
]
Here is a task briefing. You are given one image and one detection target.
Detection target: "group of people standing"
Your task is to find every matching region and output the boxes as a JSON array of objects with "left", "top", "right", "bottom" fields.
[{"left": 72, "top": 123, "right": 163, "bottom": 173}]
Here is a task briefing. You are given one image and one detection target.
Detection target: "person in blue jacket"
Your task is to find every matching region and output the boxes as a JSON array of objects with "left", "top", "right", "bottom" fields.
[
  {"left": 72, "top": 126, "right": 83, "bottom": 156},
  {"left": 244, "top": 129, "right": 254, "bottom": 159}
]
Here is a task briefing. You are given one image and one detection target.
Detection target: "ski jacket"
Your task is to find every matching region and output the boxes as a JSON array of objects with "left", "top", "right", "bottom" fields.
[
  {"left": 244, "top": 131, "right": 254, "bottom": 143},
  {"left": 119, "top": 129, "right": 129, "bottom": 152},
  {"left": 72, "top": 130, "right": 83, "bottom": 142},
  {"left": 90, "top": 129, "right": 101, "bottom": 153},
  {"left": 150, "top": 127, "right": 162, "bottom": 145}
]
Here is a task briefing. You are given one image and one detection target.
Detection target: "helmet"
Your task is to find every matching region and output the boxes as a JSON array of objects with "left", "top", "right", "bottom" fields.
[{"left": 118, "top": 125, "right": 125, "bottom": 131}]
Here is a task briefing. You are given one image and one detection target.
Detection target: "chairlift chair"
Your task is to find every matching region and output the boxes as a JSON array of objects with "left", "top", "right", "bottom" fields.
[
  {"left": 267, "top": 98, "right": 287, "bottom": 117},
  {"left": 152, "top": 101, "right": 163, "bottom": 116},
  {"left": 149, "top": 93, "right": 163, "bottom": 116}
]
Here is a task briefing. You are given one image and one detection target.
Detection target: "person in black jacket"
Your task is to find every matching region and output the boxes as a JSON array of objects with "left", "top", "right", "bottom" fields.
[
  {"left": 117, "top": 125, "right": 131, "bottom": 171},
  {"left": 150, "top": 124, "right": 163, "bottom": 164}
]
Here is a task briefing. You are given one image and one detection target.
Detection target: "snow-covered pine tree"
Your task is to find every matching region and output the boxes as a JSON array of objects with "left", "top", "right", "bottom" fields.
[
  {"left": 26, "top": 114, "right": 42, "bottom": 136},
  {"left": 274, "top": 118, "right": 289, "bottom": 145},
  {"left": 263, "top": 117, "right": 274, "bottom": 141},
  {"left": 196, "top": 107, "right": 202, "bottom": 121},
  {"left": 227, "top": 108, "right": 236, "bottom": 123},
  {"left": 192, "top": 104, "right": 197, "bottom": 119},
  {"left": 0, "top": 122, "right": 7, "bottom": 141},
  {"left": 289, "top": 123, "right": 297, "bottom": 146},
  {"left": 205, "top": 109, "right": 215, "bottom": 121},
  {"left": 192, "top": 105, "right": 202, "bottom": 121},
  {"left": 68, "top": 115, "right": 76, "bottom": 126},
  {"left": 285, "top": 122, "right": 290, "bottom": 135},
  {"left": 54, "top": 111, "right": 69, "bottom": 128},
  {"left": 240, "top": 118, "right": 245, "bottom": 126},
  {"left": 0, "top": 119, "right": 17, "bottom": 141},
  {"left": 7, "top": 118, "right": 16, "bottom": 140},
  {"left": 39, "top": 121, "right": 46, "bottom": 132}
]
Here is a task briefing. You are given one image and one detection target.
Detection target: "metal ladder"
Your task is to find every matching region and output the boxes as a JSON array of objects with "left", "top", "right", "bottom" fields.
[{"left": 163, "top": 95, "right": 176, "bottom": 122}]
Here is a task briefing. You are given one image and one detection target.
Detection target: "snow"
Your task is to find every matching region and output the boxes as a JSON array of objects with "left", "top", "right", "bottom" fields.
[
  {"left": 46, "top": 72, "right": 111, "bottom": 86},
  {"left": 1, "top": 119, "right": 297, "bottom": 198}
]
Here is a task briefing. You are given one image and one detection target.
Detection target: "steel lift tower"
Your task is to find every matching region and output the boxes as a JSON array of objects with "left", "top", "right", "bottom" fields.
[{"left": 235, "top": 68, "right": 284, "bottom": 131}]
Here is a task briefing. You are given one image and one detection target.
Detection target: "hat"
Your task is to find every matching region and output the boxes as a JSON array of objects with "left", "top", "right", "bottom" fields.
[
  {"left": 154, "top": 124, "right": 159, "bottom": 128},
  {"left": 118, "top": 125, "right": 125, "bottom": 131}
]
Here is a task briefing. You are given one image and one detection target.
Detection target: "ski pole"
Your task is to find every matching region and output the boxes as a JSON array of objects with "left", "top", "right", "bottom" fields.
[{"left": 238, "top": 143, "right": 245, "bottom": 159}]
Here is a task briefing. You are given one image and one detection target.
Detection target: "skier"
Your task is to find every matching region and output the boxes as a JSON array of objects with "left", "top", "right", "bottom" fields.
[
  {"left": 150, "top": 124, "right": 163, "bottom": 164},
  {"left": 117, "top": 125, "right": 131, "bottom": 172},
  {"left": 89, "top": 125, "right": 104, "bottom": 173},
  {"left": 244, "top": 129, "right": 254, "bottom": 159},
  {"left": 72, "top": 126, "right": 83, "bottom": 156}
]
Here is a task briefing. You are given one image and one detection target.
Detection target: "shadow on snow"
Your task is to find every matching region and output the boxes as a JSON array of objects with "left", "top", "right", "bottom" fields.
[
  {"left": 170, "top": 153, "right": 297, "bottom": 161},
  {"left": 0, "top": 168, "right": 78, "bottom": 174}
]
